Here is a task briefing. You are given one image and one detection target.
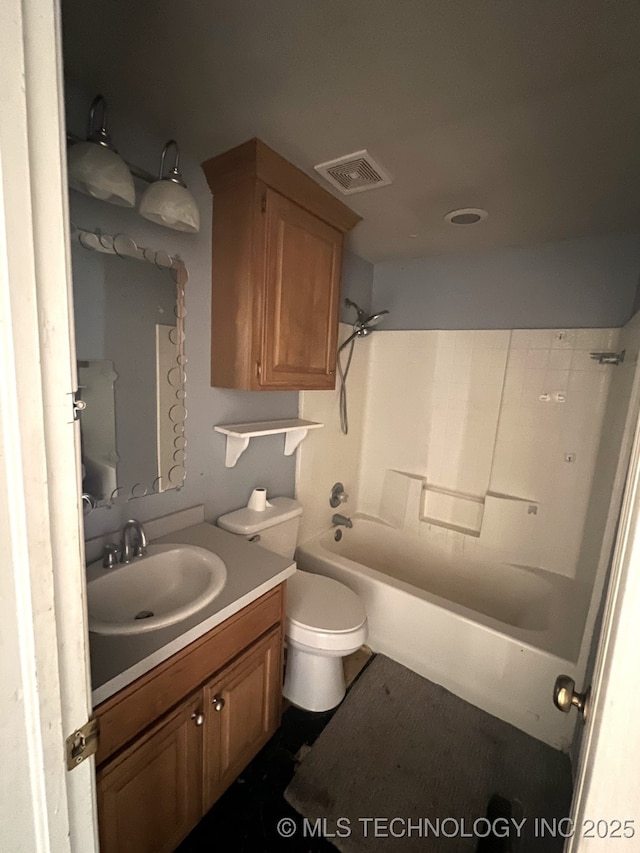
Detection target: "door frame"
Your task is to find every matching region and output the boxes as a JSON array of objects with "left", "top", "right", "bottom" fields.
[
  {"left": 0, "top": 0, "right": 98, "bottom": 850},
  {"left": 570, "top": 394, "right": 640, "bottom": 850}
]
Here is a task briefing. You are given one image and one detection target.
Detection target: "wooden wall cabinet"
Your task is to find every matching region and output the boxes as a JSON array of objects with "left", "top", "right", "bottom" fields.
[
  {"left": 95, "top": 586, "right": 284, "bottom": 853},
  {"left": 202, "top": 139, "right": 361, "bottom": 391}
]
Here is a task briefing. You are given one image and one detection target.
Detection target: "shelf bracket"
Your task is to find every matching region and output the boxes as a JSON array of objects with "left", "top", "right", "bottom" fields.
[
  {"left": 224, "top": 435, "right": 251, "bottom": 468},
  {"left": 283, "top": 428, "right": 309, "bottom": 456}
]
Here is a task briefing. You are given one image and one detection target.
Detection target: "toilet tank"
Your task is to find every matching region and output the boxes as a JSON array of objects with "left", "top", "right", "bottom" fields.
[{"left": 217, "top": 497, "right": 303, "bottom": 559}]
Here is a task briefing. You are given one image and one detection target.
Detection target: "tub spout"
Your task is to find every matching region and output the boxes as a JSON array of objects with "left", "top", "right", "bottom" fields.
[{"left": 332, "top": 513, "right": 353, "bottom": 529}]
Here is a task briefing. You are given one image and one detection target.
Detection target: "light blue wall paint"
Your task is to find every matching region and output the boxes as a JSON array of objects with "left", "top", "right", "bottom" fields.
[
  {"left": 339, "top": 250, "right": 373, "bottom": 322},
  {"left": 373, "top": 233, "right": 640, "bottom": 330},
  {"left": 66, "top": 82, "right": 298, "bottom": 539}
]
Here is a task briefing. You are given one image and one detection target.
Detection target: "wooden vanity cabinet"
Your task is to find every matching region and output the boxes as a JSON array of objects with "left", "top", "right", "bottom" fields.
[
  {"left": 203, "top": 627, "right": 281, "bottom": 811},
  {"left": 94, "top": 585, "right": 285, "bottom": 853},
  {"left": 96, "top": 692, "right": 202, "bottom": 853},
  {"left": 202, "top": 139, "right": 361, "bottom": 391}
]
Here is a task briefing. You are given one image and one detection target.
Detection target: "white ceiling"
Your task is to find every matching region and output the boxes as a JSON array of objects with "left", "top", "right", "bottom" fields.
[{"left": 61, "top": 0, "right": 640, "bottom": 262}]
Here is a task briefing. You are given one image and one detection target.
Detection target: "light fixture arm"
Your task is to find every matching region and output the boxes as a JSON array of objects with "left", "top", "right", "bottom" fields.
[
  {"left": 87, "top": 95, "right": 116, "bottom": 151},
  {"left": 67, "top": 94, "right": 199, "bottom": 231},
  {"left": 159, "top": 140, "right": 186, "bottom": 186}
]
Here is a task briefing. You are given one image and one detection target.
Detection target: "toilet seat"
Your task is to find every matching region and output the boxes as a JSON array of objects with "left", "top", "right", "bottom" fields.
[{"left": 286, "top": 572, "right": 367, "bottom": 652}]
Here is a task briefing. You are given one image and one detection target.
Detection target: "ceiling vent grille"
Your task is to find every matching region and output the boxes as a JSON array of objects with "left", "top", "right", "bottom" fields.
[{"left": 314, "top": 150, "right": 392, "bottom": 195}]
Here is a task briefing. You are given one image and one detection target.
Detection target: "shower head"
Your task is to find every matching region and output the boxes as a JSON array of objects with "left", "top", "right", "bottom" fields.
[
  {"left": 339, "top": 302, "right": 390, "bottom": 351},
  {"left": 361, "top": 309, "right": 389, "bottom": 331}
]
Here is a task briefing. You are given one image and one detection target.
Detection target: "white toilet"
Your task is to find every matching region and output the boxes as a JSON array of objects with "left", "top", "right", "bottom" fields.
[{"left": 217, "top": 497, "right": 367, "bottom": 712}]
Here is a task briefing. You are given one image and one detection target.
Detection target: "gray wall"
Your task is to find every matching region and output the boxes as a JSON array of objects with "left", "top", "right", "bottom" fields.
[
  {"left": 66, "top": 82, "right": 299, "bottom": 540},
  {"left": 339, "top": 250, "right": 373, "bottom": 322},
  {"left": 373, "top": 233, "right": 640, "bottom": 330}
]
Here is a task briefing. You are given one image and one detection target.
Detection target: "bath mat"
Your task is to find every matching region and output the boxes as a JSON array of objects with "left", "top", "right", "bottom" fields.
[{"left": 285, "top": 655, "right": 571, "bottom": 853}]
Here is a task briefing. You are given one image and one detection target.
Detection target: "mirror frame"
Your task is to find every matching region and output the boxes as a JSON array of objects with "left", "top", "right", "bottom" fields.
[{"left": 70, "top": 224, "right": 188, "bottom": 512}]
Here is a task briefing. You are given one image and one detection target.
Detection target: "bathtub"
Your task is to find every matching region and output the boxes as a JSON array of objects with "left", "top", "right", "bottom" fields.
[{"left": 295, "top": 516, "right": 590, "bottom": 750}]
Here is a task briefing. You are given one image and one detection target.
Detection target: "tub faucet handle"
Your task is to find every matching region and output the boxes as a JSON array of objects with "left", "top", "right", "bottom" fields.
[{"left": 330, "top": 482, "right": 349, "bottom": 508}]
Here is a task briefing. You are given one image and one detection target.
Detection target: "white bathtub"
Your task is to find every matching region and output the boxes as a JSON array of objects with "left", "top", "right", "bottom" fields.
[{"left": 296, "top": 516, "right": 591, "bottom": 750}]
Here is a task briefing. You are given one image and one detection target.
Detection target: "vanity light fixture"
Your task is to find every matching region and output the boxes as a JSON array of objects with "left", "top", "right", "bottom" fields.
[
  {"left": 139, "top": 140, "right": 200, "bottom": 233},
  {"left": 67, "top": 95, "right": 136, "bottom": 208}
]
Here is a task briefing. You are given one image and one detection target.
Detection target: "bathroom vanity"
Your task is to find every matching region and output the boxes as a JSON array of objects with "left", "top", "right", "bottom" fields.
[{"left": 88, "top": 522, "right": 295, "bottom": 853}]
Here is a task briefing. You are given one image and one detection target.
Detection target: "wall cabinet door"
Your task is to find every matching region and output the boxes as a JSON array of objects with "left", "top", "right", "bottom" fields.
[
  {"left": 97, "top": 692, "right": 203, "bottom": 853},
  {"left": 260, "top": 189, "right": 342, "bottom": 390},
  {"left": 202, "top": 627, "right": 282, "bottom": 811},
  {"left": 203, "top": 139, "right": 360, "bottom": 391}
]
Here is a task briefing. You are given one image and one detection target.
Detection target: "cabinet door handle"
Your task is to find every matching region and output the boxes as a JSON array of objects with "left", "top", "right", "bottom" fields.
[
  {"left": 211, "top": 696, "right": 226, "bottom": 712},
  {"left": 191, "top": 712, "right": 205, "bottom": 726}
]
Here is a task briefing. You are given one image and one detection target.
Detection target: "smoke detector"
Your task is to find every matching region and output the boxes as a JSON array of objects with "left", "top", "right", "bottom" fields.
[{"left": 314, "top": 150, "right": 392, "bottom": 195}]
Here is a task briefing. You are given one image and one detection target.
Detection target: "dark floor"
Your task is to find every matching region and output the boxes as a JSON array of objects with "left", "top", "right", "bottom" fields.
[
  {"left": 175, "top": 704, "right": 339, "bottom": 853},
  {"left": 175, "top": 654, "right": 565, "bottom": 853}
]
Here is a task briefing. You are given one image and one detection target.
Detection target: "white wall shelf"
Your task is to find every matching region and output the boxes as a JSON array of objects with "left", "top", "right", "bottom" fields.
[{"left": 214, "top": 418, "right": 324, "bottom": 467}]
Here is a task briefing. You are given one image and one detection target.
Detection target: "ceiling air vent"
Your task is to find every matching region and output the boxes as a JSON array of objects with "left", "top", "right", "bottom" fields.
[{"left": 314, "top": 150, "right": 392, "bottom": 195}]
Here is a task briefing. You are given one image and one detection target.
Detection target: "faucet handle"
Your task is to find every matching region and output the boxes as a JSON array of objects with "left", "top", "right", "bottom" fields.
[
  {"left": 102, "top": 543, "right": 121, "bottom": 569},
  {"left": 330, "top": 482, "right": 349, "bottom": 508}
]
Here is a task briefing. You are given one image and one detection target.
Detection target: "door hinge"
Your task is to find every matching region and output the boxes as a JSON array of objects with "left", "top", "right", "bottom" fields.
[
  {"left": 261, "top": 194, "right": 267, "bottom": 214},
  {"left": 71, "top": 389, "right": 86, "bottom": 421},
  {"left": 66, "top": 718, "right": 99, "bottom": 770}
]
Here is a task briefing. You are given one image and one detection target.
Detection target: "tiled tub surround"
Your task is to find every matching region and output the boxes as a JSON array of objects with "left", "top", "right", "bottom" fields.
[
  {"left": 358, "top": 327, "right": 620, "bottom": 579},
  {"left": 296, "top": 317, "right": 640, "bottom": 748}
]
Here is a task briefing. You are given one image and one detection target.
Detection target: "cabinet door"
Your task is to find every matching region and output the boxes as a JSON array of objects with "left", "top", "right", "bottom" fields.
[
  {"left": 203, "top": 627, "right": 282, "bottom": 811},
  {"left": 261, "top": 188, "right": 342, "bottom": 389},
  {"left": 97, "top": 692, "right": 203, "bottom": 853}
]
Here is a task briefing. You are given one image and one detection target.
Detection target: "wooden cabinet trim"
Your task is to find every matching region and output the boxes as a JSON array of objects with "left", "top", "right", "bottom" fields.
[
  {"left": 202, "top": 138, "right": 361, "bottom": 233},
  {"left": 94, "top": 584, "right": 284, "bottom": 766}
]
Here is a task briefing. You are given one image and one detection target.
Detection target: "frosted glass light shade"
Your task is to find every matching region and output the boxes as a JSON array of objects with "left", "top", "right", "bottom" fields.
[
  {"left": 138, "top": 180, "right": 200, "bottom": 233},
  {"left": 68, "top": 141, "right": 135, "bottom": 207}
]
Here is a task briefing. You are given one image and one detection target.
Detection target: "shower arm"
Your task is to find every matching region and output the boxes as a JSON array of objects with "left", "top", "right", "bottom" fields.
[{"left": 344, "top": 297, "right": 367, "bottom": 326}]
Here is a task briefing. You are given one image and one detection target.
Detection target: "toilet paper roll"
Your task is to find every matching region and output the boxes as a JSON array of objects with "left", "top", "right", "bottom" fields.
[{"left": 248, "top": 487, "right": 270, "bottom": 512}]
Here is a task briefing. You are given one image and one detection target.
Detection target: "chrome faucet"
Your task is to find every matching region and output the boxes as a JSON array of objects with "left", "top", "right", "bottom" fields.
[
  {"left": 121, "top": 519, "right": 148, "bottom": 563},
  {"left": 332, "top": 513, "right": 353, "bottom": 529}
]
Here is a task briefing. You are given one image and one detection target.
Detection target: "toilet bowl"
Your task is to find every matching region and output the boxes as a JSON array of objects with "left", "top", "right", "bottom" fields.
[
  {"left": 284, "top": 571, "right": 367, "bottom": 711},
  {"left": 217, "top": 495, "right": 368, "bottom": 712}
]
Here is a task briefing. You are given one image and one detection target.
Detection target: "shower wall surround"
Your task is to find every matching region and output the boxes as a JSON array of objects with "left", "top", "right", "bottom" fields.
[{"left": 298, "top": 321, "right": 640, "bottom": 583}]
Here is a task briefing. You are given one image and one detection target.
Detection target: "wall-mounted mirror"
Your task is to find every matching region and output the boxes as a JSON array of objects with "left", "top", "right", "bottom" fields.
[{"left": 70, "top": 225, "right": 188, "bottom": 509}]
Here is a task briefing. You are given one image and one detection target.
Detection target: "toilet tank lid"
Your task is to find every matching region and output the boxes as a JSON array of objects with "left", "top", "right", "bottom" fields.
[{"left": 217, "top": 496, "right": 302, "bottom": 535}]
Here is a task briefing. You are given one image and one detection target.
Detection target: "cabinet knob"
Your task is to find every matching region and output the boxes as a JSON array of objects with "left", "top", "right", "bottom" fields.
[
  {"left": 191, "top": 712, "right": 205, "bottom": 726},
  {"left": 211, "top": 696, "right": 225, "bottom": 712}
]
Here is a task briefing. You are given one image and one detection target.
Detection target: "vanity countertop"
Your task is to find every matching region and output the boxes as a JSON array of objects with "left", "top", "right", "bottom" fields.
[{"left": 89, "top": 522, "right": 295, "bottom": 707}]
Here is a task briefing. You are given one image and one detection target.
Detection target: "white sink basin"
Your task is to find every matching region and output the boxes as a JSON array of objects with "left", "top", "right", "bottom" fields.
[{"left": 87, "top": 544, "right": 227, "bottom": 635}]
